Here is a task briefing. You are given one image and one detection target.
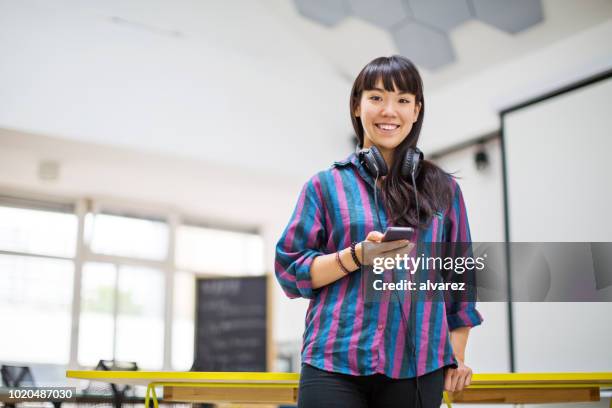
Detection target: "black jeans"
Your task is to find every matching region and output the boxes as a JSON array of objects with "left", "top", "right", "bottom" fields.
[{"left": 298, "top": 363, "right": 445, "bottom": 408}]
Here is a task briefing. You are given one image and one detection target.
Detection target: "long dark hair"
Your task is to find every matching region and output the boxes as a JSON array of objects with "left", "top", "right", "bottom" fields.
[{"left": 350, "top": 55, "right": 455, "bottom": 228}]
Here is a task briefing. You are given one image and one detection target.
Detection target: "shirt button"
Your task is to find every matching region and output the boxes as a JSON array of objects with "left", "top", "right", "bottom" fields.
[{"left": 378, "top": 324, "right": 383, "bottom": 330}]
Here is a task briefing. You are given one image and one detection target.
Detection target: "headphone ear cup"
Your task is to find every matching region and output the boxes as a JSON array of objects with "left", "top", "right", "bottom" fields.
[
  {"left": 413, "top": 147, "right": 423, "bottom": 178},
  {"left": 359, "top": 146, "right": 388, "bottom": 177},
  {"left": 369, "top": 146, "right": 388, "bottom": 177},
  {"left": 401, "top": 148, "right": 424, "bottom": 180}
]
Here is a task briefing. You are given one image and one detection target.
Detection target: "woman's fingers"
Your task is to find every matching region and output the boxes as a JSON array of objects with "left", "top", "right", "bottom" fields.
[
  {"left": 446, "top": 365, "right": 472, "bottom": 392},
  {"left": 381, "top": 241, "right": 414, "bottom": 255},
  {"left": 361, "top": 240, "right": 413, "bottom": 265},
  {"left": 465, "top": 372, "right": 472, "bottom": 387},
  {"left": 444, "top": 369, "right": 452, "bottom": 391},
  {"left": 366, "top": 231, "right": 384, "bottom": 242},
  {"left": 444, "top": 368, "right": 458, "bottom": 392},
  {"left": 379, "top": 240, "right": 411, "bottom": 253},
  {"left": 456, "top": 367, "right": 472, "bottom": 391},
  {"left": 455, "top": 372, "right": 467, "bottom": 391}
]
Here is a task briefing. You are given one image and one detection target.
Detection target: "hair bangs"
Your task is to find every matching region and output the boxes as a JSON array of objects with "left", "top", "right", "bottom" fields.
[{"left": 360, "top": 56, "right": 422, "bottom": 98}]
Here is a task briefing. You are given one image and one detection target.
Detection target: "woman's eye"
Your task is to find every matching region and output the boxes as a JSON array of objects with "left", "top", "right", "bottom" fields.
[
  {"left": 399, "top": 99, "right": 411, "bottom": 104},
  {"left": 369, "top": 95, "right": 382, "bottom": 101}
]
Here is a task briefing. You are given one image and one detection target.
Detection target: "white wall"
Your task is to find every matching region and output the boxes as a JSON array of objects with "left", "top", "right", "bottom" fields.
[
  {"left": 0, "top": 0, "right": 352, "bottom": 180},
  {"left": 433, "top": 138, "right": 510, "bottom": 375},
  {"left": 422, "top": 20, "right": 612, "bottom": 155}
]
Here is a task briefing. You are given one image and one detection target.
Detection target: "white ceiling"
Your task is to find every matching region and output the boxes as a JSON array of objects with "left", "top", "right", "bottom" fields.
[{"left": 1, "top": 0, "right": 611, "bottom": 181}]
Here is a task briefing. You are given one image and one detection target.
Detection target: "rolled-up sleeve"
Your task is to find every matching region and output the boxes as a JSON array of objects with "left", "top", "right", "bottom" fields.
[
  {"left": 275, "top": 175, "right": 327, "bottom": 299},
  {"left": 444, "top": 179, "right": 484, "bottom": 330}
]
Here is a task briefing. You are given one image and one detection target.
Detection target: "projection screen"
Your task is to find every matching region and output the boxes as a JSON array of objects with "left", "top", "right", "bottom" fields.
[{"left": 503, "top": 74, "right": 612, "bottom": 372}]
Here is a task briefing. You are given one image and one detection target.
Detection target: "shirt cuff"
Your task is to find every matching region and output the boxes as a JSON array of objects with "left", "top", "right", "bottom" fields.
[
  {"left": 447, "top": 308, "right": 484, "bottom": 330},
  {"left": 292, "top": 249, "right": 324, "bottom": 299}
]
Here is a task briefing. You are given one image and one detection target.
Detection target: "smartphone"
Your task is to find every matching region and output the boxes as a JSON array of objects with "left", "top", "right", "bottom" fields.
[{"left": 381, "top": 227, "right": 415, "bottom": 242}]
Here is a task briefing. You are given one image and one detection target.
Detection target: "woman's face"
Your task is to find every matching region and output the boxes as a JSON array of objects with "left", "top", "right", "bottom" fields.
[{"left": 354, "top": 78, "right": 421, "bottom": 152}]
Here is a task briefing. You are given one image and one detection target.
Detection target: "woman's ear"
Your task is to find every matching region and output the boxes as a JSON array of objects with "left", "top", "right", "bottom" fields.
[
  {"left": 413, "top": 102, "right": 422, "bottom": 122},
  {"left": 354, "top": 105, "right": 360, "bottom": 117}
]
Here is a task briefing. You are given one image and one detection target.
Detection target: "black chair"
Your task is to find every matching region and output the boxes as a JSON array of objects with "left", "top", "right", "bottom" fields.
[
  {"left": 1, "top": 365, "right": 62, "bottom": 408},
  {"left": 1, "top": 365, "right": 35, "bottom": 388},
  {"left": 86, "top": 360, "right": 138, "bottom": 408},
  {"left": 1, "top": 365, "right": 35, "bottom": 408}
]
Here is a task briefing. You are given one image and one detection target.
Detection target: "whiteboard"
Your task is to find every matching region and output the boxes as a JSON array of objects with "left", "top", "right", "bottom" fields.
[{"left": 504, "top": 75, "right": 612, "bottom": 372}]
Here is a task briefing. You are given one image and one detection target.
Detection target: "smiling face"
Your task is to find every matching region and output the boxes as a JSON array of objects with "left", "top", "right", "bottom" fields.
[{"left": 354, "top": 78, "right": 422, "bottom": 154}]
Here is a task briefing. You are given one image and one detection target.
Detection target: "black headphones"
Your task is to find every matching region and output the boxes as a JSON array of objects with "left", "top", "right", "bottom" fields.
[
  {"left": 358, "top": 145, "right": 423, "bottom": 181},
  {"left": 358, "top": 145, "right": 423, "bottom": 231}
]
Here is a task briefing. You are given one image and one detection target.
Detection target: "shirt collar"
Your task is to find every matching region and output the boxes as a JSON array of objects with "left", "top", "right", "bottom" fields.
[
  {"left": 333, "top": 152, "right": 376, "bottom": 189},
  {"left": 333, "top": 152, "right": 360, "bottom": 168}
]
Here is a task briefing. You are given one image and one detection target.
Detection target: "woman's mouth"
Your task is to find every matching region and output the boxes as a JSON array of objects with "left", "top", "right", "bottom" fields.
[{"left": 375, "top": 123, "right": 400, "bottom": 133}]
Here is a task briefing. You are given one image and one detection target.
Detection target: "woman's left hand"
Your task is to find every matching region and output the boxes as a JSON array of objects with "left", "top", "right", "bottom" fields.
[{"left": 444, "top": 359, "right": 472, "bottom": 392}]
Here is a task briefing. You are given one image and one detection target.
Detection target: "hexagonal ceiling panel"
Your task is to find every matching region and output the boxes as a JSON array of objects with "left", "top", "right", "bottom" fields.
[
  {"left": 347, "top": 0, "right": 410, "bottom": 29},
  {"left": 471, "top": 0, "right": 543, "bottom": 34},
  {"left": 392, "top": 21, "right": 455, "bottom": 70},
  {"left": 294, "top": 0, "right": 350, "bottom": 27},
  {"left": 408, "top": 0, "right": 472, "bottom": 32}
]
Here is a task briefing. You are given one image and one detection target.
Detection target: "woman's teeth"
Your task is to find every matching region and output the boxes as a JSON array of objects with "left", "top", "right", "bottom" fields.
[{"left": 376, "top": 124, "right": 399, "bottom": 130}]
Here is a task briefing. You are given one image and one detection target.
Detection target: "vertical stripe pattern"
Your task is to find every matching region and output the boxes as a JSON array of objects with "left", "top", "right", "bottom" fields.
[{"left": 274, "top": 153, "right": 483, "bottom": 379}]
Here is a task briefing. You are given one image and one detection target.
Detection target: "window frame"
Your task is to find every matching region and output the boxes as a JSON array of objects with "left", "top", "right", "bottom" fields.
[{"left": 0, "top": 190, "right": 265, "bottom": 370}]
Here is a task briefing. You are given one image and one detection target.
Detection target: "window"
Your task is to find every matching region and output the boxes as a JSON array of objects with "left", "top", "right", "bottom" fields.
[
  {"left": 115, "top": 265, "right": 165, "bottom": 369},
  {"left": 172, "top": 271, "right": 195, "bottom": 370},
  {"left": 0, "top": 205, "right": 77, "bottom": 258},
  {"left": 0, "top": 196, "right": 266, "bottom": 370},
  {"left": 86, "top": 213, "right": 168, "bottom": 260},
  {"left": 176, "top": 225, "right": 264, "bottom": 275},
  {"left": 0, "top": 199, "right": 77, "bottom": 364},
  {"left": 80, "top": 210, "right": 168, "bottom": 369},
  {"left": 78, "top": 262, "right": 115, "bottom": 366}
]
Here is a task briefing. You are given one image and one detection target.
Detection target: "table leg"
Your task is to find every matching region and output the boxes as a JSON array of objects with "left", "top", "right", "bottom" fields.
[
  {"left": 144, "top": 383, "right": 159, "bottom": 408},
  {"left": 443, "top": 391, "right": 452, "bottom": 408}
]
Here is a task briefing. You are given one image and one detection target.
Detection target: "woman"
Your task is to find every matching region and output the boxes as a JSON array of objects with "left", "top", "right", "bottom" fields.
[{"left": 275, "top": 55, "right": 483, "bottom": 408}]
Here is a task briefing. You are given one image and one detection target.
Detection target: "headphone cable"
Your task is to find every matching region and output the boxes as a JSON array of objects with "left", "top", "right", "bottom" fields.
[
  {"left": 412, "top": 171, "right": 420, "bottom": 225},
  {"left": 373, "top": 171, "right": 384, "bottom": 232},
  {"left": 392, "top": 270, "right": 421, "bottom": 408},
  {"left": 373, "top": 166, "right": 422, "bottom": 408}
]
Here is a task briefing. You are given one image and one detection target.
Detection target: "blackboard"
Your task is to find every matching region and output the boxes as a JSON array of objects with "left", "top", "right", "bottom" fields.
[{"left": 192, "top": 276, "right": 268, "bottom": 372}]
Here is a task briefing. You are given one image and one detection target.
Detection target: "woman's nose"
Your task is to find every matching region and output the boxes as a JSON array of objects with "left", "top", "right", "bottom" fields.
[{"left": 381, "top": 101, "right": 398, "bottom": 117}]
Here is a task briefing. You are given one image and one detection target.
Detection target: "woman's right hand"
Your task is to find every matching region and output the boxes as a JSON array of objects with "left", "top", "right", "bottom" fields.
[{"left": 357, "top": 231, "right": 414, "bottom": 266}]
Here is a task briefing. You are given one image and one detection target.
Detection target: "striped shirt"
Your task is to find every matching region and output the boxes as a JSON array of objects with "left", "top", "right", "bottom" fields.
[{"left": 275, "top": 153, "right": 483, "bottom": 379}]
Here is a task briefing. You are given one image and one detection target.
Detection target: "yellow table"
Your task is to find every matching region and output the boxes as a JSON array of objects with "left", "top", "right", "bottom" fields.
[{"left": 66, "top": 370, "right": 612, "bottom": 407}]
